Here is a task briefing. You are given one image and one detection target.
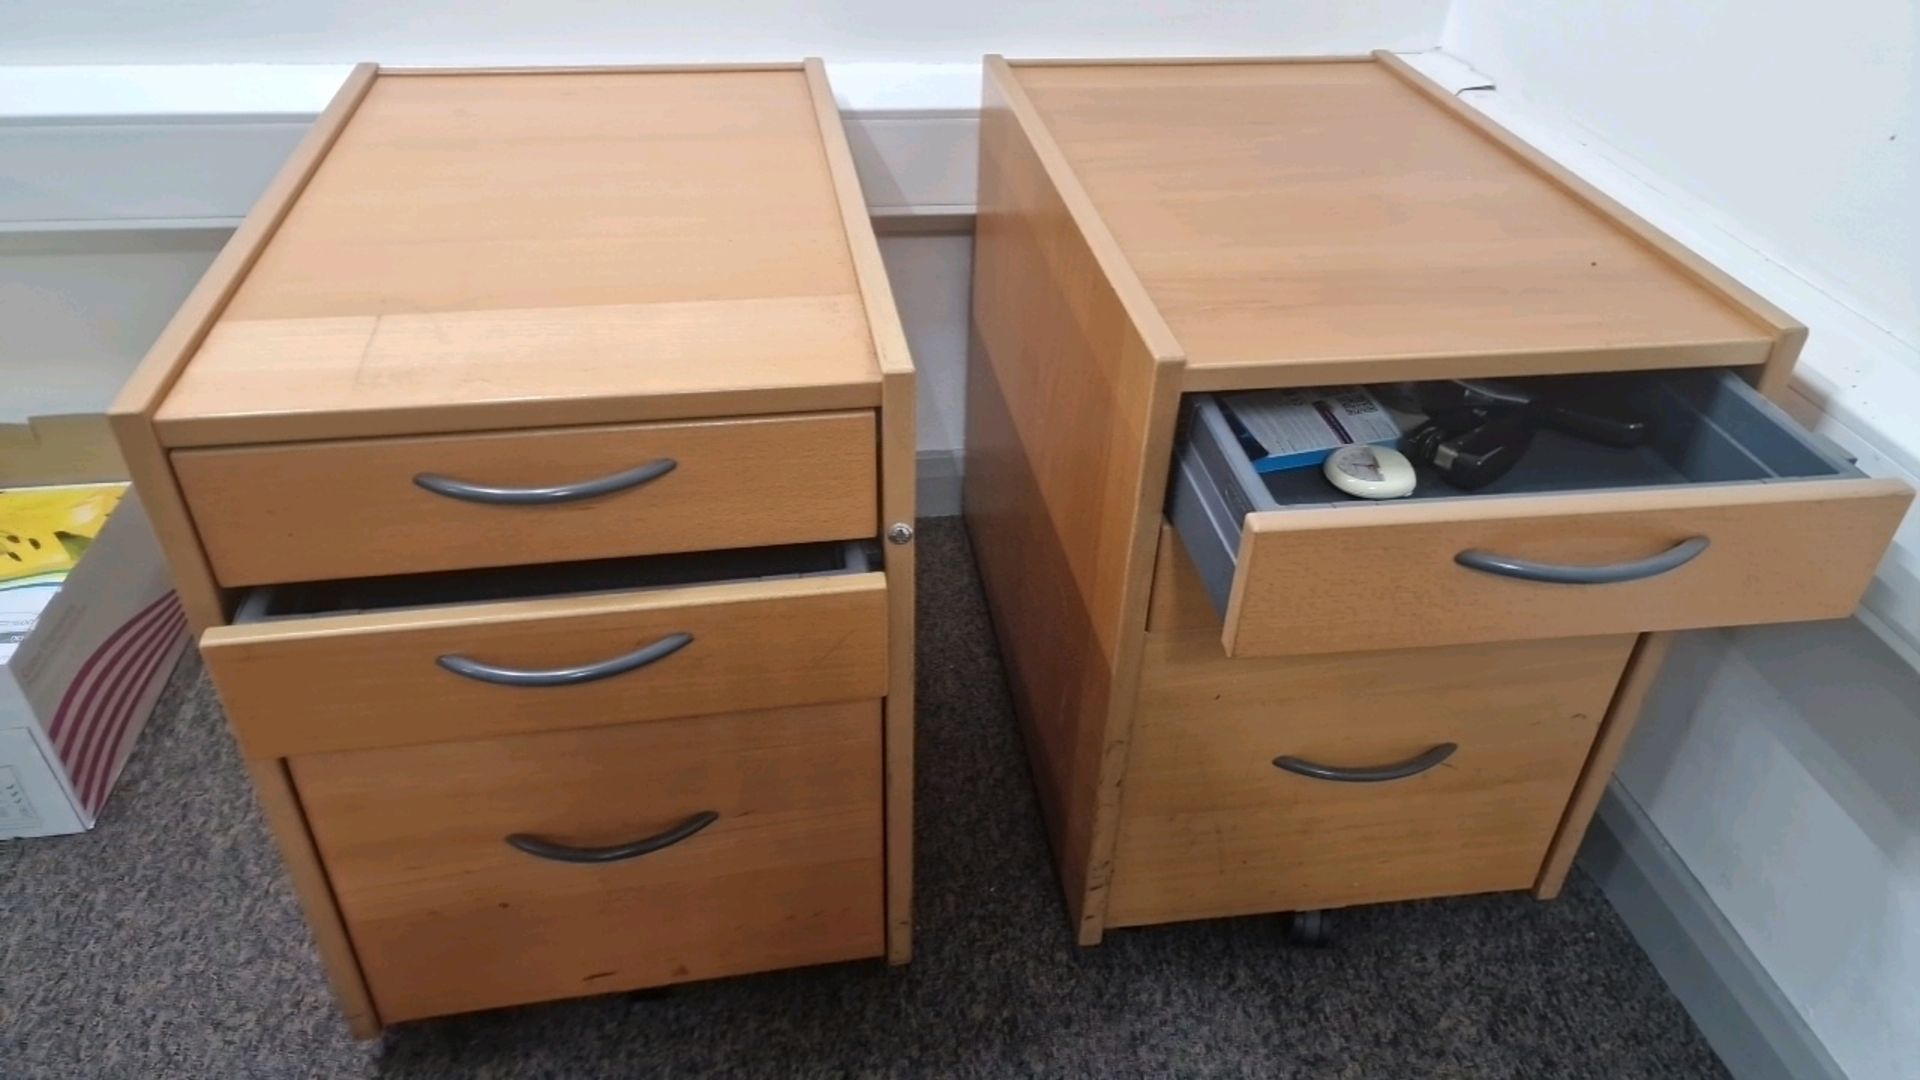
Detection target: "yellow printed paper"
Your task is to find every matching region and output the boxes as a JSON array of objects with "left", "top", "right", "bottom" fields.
[{"left": 0, "top": 484, "right": 128, "bottom": 583}]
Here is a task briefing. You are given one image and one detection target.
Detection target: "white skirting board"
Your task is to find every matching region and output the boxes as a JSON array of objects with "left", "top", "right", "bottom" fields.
[
  {"left": 1579, "top": 785, "right": 1846, "bottom": 1080},
  {"left": 916, "top": 449, "right": 965, "bottom": 519}
]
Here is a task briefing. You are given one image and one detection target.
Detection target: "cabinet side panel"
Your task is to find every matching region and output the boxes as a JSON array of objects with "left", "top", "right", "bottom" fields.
[
  {"left": 245, "top": 759, "right": 381, "bottom": 1038},
  {"left": 963, "top": 61, "right": 1180, "bottom": 942}
]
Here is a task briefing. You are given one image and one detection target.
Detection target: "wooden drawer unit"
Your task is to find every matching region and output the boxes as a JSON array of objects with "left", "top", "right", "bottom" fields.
[
  {"left": 1107, "top": 630, "right": 1632, "bottom": 927},
  {"left": 963, "top": 53, "right": 1914, "bottom": 948},
  {"left": 111, "top": 62, "right": 916, "bottom": 1037},
  {"left": 293, "top": 700, "right": 886, "bottom": 1023},
  {"left": 177, "top": 412, "right": 879, "bottom": 586},
  {"left": 1169, "top": 371, "right": 1910, "bottom": 657}
]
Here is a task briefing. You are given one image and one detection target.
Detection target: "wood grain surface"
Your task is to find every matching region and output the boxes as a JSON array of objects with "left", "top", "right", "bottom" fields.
[
  {"left": 1012, "top": 59, "right": 1777, "bottom": 390},
  {"left": 1107, "top": 631, "right": 1631, "bottom": 926},
  {"left": 174, "top": 411, "right": 878, "bottom": 586},
  {"left": 294, "top": 700, "right": 885, "bottom": 1021},
  {"left": 203, "top": 572, "right": 888, "bottom": 758},
  {"left": 964, "top": 57, "right": 1185, "bottom": 943},
  {"left": 154, "top": 70, "right": 879, "bottom": 445},
  {"left": 1225, "top": 479, "right": 1913, "bottom": 656}
]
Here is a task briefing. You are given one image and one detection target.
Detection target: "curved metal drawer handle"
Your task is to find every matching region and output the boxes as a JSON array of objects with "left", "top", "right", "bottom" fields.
[
  {"left": 437, "top": 632, "right": 693, "bottom": 687},
  {"left": 507, "top": 811, "right": 719, "bottom": 864},
  {"left": 1273, "top": 743, "right": 1458, "bottom": 783},
  {"left": 413, "top": 458, "right": 676, "bottom": 506},
  {"left": 1455, "top": 536, "right": 1709, "bottom": 585}
]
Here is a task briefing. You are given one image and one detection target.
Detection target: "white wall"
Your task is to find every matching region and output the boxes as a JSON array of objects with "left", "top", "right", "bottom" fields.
[
  {"left": 1622, "top": 625, "right": 1920, "bottom": 1080},
  {"left": 0, "top": 231, "right": 224, "bottom": 419},
  {"left": 0, "top": 2, "right": 1447, "bottom": 67},
  {"left": 878, "top": 234, "right": 972, "bottom": 459},
  {"left": 1438, "top": 5, "right": 1920, "bottom": 1077},
  {"left": 1443, "top": 0, "right": 1917, "bottom": 353}
]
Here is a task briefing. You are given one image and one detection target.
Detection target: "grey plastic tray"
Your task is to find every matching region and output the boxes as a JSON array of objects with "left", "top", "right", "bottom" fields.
[{"left": 1168, "top": 368, "right": 1863, "bottom": 617}]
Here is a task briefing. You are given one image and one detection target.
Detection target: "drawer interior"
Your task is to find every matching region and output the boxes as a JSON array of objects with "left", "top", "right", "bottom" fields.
[
  {"left": 234, "top": 540, "right": 877, "bottom": 623},
  {"left": 1170, "top": 368, "right": 1862, "bottom": 614}
]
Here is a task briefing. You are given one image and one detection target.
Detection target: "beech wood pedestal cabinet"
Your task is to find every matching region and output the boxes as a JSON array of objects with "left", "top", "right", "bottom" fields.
[
  {"left": 110, "top": 62, "right": 916, "bottom": 1036},
  {"left": 962, "top": 53, "right": 1912, "bottom": 945}
]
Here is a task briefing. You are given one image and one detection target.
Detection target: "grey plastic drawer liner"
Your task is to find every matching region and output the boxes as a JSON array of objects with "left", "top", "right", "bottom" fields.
[
  {"left": 234, "top": 540, "right": 878, "bottom": 624},
  {"left": 1167, "top": 368, "right": 1864, "bottom": 619}
]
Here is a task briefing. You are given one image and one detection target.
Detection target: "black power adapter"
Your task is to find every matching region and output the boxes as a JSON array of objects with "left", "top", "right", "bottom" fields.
[{"left": 1397, "top": 378, "right": 1652, "bottom": 491}]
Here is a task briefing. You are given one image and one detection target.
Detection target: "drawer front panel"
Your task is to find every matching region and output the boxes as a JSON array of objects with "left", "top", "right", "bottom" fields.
[
  {"left": 175, "top": 411, "right": 878, "bottom": 586},
  {"left": 293, "top": 700, "right": 885, "bottom": 1022},
  {"left": 1224, "top": 482, "right": 1910, "bottom": 656},
  {"left": 201, "top": 573, "right": 888, "bottom": 758},
  {"left": 1106, "top": 631, "right": 1633, "bottom": 927}
]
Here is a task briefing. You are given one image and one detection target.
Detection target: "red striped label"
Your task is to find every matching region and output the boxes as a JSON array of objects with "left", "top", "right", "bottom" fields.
[
  {"left": 48, "top": 592, "right": 178, "bottom": 748},
  {"left": 77, "top": 607, "right": 187, "bottom": 813},
  {"left": 44, "top": 592, "right": 185, "bottom": 815}
]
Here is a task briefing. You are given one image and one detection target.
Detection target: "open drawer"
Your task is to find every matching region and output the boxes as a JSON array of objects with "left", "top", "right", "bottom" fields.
[
  {"left": 201, "top": 541, "right": 888, "bottom": 758},
  {"left": 1168, "top": 369, "right": 1912, "bottom": 657}
]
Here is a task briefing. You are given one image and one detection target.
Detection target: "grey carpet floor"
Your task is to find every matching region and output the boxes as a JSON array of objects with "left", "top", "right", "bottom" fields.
[{"left": 2, "top": 519, "right": 1728, "bottom": 1079}]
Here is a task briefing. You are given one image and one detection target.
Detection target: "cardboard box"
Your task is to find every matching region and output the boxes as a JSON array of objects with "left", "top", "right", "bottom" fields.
[{"left": 0, "top": 420, "right": 187, "bottom": 839}]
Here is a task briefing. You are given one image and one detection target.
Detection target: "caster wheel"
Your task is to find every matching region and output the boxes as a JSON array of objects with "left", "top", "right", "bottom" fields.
[{"left": 1286, "top": 909, "right": 1331, "bottom": 947}]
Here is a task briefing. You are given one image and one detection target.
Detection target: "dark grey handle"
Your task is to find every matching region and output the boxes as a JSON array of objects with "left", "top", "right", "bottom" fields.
[
  {"left": 413, "top": 459, "right": 676, "bottom": 505},
  {"left": 1273, "top": 743, "right": 1457, "bottom": 783},
  {"left": 1455, "top": 536, "right": 1709, "bottom": 584},
  {"left": 437, "top": 632, "right": 693, "bottom": 687},
  {"left": 507, "top": 811, "right": 718, "bottom": 864}
]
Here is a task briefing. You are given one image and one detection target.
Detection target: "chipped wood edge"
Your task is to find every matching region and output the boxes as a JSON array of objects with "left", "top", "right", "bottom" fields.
[
  {"left": 1535, "top": 632, "right": 1677, "bottom": 898},
  {"left": 986, "top": 55, "right": 1189, "bottom": 944},
  {"left": 105, "top": 62, "right": 378, "bottom": 632},
  {"left": 247, "top": 759, "right": 382, "bottom": 1039},
  {"left": 1373, "top": 50, "right": 1805, "bottom": 392},
  {"left": 805, "top": 57, "right": 918, "bottom": 963},
  {"left": 1076, "top": 359, "right": 1186, "bottom": 945}
]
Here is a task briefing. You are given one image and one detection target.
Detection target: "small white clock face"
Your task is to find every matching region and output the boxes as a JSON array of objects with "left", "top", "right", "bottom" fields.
[{"left": 1324, "top": 445, "right": 1417, "bottom": 499}]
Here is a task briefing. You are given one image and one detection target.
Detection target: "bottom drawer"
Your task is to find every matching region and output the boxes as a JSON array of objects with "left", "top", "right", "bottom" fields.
[
  {"left": 292, "top": 700, "right": 884, "bottom": 1022},
  {"left": 1106, "top": 631, "right": 1633, "bottom": 928}
]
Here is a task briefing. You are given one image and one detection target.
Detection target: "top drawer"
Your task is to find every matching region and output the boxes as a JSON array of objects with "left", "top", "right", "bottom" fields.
[
  {"left": 1169, "top": 369, "right": 1912, "bottom": 656},
  {"left": 174, "top": 411, "right": 878, "bottom": 586}
]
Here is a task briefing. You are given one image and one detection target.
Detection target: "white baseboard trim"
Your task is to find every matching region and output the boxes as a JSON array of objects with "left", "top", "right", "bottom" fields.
[
  {"left": 1580, "top": 785, "right": 1845, "bottom": 1080},
  {"left": 916, "top": 449, "right": 964, "bottom": 518}
]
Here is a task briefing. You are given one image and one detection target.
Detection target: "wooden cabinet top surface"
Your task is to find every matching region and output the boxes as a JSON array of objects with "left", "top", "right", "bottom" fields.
[
  {"left": 150, "top": 66, "right": 884, "bottom": 446},
  {"left": 1004, "top": 57, "right": 1788, "bottom": 390}
]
